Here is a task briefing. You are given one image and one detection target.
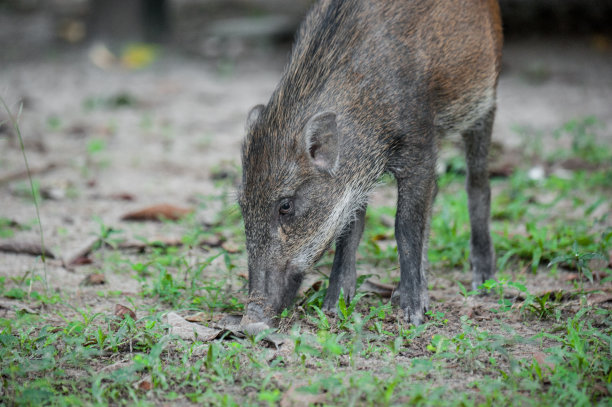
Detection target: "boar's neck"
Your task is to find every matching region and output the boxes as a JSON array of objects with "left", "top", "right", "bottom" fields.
[{"left": 265, "top": 1, "right": 422, "bottom": 187}]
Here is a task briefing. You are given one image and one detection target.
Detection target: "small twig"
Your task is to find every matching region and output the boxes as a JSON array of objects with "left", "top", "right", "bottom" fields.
[
  {"left": 0, "top": 162, "right": 57, "bottom": 185},
  {"left": 0, "top": 96, "right": 49, "bottom": 291},
  {"left": 0, "top": 240, "right": 56, "bottom": 258}
]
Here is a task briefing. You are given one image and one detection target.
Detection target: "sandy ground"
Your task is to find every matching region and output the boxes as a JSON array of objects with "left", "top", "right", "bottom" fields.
[
  {"left": 0, "top": 0, "right": 610, "bottom": 326},
  {"left": 2, "top": 35, "right": 611, "bottom": 278}
]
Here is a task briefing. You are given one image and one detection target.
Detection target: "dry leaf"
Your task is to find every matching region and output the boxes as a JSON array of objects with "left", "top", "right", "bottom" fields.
[
  {"left": 489, "top": 154, "right": 520, "bottom": 177},
  {"left": 559, "top": 157, "right": 600, "bottom": 171},
  {"left": 359, "top": 279, "right": 395, "bottom": 298},
  {"left": 280, "top": 383, "right": 326, "bottom": 407},
  {"left": 563, "top": 270, "right": 607, "bottom": 282},
  {"left": 109, "top": 192, "right": 135, "bottom": 201},
  {"left": 63, "top": 236, "right": 100, "bottom": 266},
  {"left": 121, "top": 44, "right": 158, "bottom": 69},
  {"left": 71, "top": 256, "right": 93, "bottom": 265},
  {"left": 137, "top": 379, "right": 152, "bottom": 391},
  {"left": 221, "top": 241, "right": 240, "bottom": 253},
  {"left": 587, "top": 292, "right": 612, "bottom": 306},
  {"left": 0, "top": 300, "right": 39, "bottom": 314},
  {"left": 298, "top": 273, "right": 323, "bottom": 297},
  {"left": 166, "top": 312, "right": 221, "bottom": 342},
  {"left": 184, "top": 312, "right": 208, "bottom": 323},
  {"left": 371, "top": 233, "right": 390, "bottom": 242},
  {"left": 533, "top": 351, "right": 555, "bottom": 371},
  {"left": 81, "top": 273, "right": 105, "bottom": 286},
  {"left": 114, "top": 304, "right": 136, "bottom": 320},
  {"left": 89, "top": 43, "right": 117, "bottom": 70},
  {"left": 121, "top": 204, "right": 193, "bottom": 221},
  {"left": 201, "top": 234, "right": 224, "bottom": 247},
  {"left": 118, "top": 237, "right": 183, "bottom": 251}
]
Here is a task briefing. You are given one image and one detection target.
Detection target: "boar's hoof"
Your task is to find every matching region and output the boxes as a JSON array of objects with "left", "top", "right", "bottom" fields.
[
  {"left": 404, "top": 308, "right": 426, "bottom": 326},
  {"left": 321, "top": 295, "right": 341, "bottom": 313},
  {"left": 242, "top": 302, "right": 272, "bottom": 326},
  {"left": 391, "top": 290, "right": 428, "bottom": 326},
  {"left": 321, "top": 302, "right": 336, "bottom": 313}
]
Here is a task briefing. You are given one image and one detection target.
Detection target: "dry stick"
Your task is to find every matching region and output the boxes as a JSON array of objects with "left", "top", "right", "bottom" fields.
[
  {"left": 0, "top": 162, "right": 57, "bottom": 185},
  {"left": 62, "top": 236, "right": 189, "bottom": 267},
  {"left": 0, "top": 97, "right": 48, "bottom": 292},
  {"left": 0, "top": 240, "right": 56, "bottom": 258}
]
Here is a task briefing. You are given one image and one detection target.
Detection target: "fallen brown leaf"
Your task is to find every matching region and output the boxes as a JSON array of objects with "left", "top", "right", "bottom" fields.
[
  {"left": 109, "top": 192, "right": 135, "bottom": 201},
  {"left": 358, "top": 279, "right": 395, "bottom": 298},
  {"left": 71, "top": 256, "right": 93, "bottom": 265},
  {"left": 166, "top": 312, "right": 221, "bottom": 341},
  {"left": 62, "top": 236, "right": 100, "bottom": 266},
  {"left": 184, "top": 312, "right": 208, "bottom": 323},
  {"left": 371, "top": 233, "right": 391, "bottom": 241},
  {"left": 297, "top": 273, "right": 323, "bottom": 297},
  {"left": 533, "top": 351, "right": 555, "bottom": 371},
  {"left": 121, "top": 204, "right": 193, "bottom": 221},
  {"left": 114, "top": 304, "right": 136, "bottom": 320},
  {"left": 280, "top": 383, "right": 326, "bottom": 407},
  {"left": 488, "top": 146, "right": 521, "bottom": 177},
  {"left": 81, "top": 273, "right": 106, "bottom": 286},
  {"left": 587, "top": 292, "right": 612, "bottom": 306},
  {"left": 559, "top": 157, "right": 600, "bottom": 171},
  {"left": 563, "top": 269, "right": 608, "bottom": 282},
  {"left": 221, "top": 241, "right": 240, "bottom": 253},
  {"left": 0, "top": 300, "right": 39, "bottom": 314},
  {"left": 200, "top": 234, "right": 224, "bottom": 247},
  {"left": 117, "top": 237, "right": 183, "bottom": 251},
  {"left": 137, "top": 379, "right": 152, "bottom": 391}
]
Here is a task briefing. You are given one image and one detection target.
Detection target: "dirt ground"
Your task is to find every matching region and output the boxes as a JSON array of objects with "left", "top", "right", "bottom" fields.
[
  {"left": 1, "top": 8, "right": 612, "bottom": 404},
  {"left": 2, "top": 34, "right": 611, "bottom": 290}
]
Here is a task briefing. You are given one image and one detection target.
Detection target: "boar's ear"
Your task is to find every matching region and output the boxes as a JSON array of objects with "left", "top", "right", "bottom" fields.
[
  {"left": 304, "top": 111, "right": 339, "bottom": 174},
  {"left": 246, "top": 104, "right": 265, "bottom": 129}
]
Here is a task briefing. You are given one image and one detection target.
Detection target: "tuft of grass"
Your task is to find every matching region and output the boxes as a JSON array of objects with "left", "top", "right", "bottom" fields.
[{"left": 1, "top": 97, "right": 48, "bottom": 292}]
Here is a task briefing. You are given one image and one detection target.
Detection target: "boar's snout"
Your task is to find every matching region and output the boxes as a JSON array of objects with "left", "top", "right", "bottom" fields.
[{"left": 242, "top": 262, "right": 304, "bottom": 326}]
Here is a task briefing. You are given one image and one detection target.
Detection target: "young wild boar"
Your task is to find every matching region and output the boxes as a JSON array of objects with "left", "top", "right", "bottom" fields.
[{"left": 239, "top": 0, "right": 502, "bottom": 326}]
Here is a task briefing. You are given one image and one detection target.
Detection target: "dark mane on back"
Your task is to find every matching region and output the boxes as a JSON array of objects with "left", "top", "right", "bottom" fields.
[{"left": 263, "top": 0, "right": 362, "bottom": 131}]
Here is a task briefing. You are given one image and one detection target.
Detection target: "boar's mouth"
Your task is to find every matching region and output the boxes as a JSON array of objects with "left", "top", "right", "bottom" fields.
[{"left": 241, "top": 262, "right": 304, "bottom": 327}]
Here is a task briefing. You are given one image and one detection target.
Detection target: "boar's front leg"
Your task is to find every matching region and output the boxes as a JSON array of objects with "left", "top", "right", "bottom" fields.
[
  {"left": 322, "top": 205, "right": 367, "bottom": 312},
  {"left": 394, "top": 160, "right": 436, "bottom": 326}
]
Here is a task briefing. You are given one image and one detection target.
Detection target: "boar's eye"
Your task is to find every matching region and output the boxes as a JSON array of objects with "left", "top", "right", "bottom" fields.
[{"left": 279, "top": 199, "right": 294, "bottom": 216}]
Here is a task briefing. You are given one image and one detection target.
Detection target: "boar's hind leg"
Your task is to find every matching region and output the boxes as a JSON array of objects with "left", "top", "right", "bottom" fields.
[
  {"left": 395, "top": 165, "right": 436, "bottom": 326},
  {"left": 462, "top": 107, "right": 496, "bottom": 290},
  {"left": 322, "top": 205, "right": 367, "bottom": 312}
]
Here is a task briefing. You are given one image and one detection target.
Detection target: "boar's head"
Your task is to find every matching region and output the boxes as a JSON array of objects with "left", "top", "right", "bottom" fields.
[{"left": 238, "top": 105, "right": 357, "bottom": 326}]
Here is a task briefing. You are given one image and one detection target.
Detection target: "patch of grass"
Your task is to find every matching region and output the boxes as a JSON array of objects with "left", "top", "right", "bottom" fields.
[{"left": 1, "top": 115, "right": 611, "bottom": 405}]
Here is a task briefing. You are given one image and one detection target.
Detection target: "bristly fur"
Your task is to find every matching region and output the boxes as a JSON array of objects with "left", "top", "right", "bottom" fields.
[{"left": 240, "top": 0, "right": 502, "bottom": 325}]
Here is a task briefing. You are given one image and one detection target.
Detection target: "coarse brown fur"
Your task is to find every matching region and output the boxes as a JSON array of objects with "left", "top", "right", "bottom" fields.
[{"left": 239, "top": 0, "right": 502, "bottom": 325}]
